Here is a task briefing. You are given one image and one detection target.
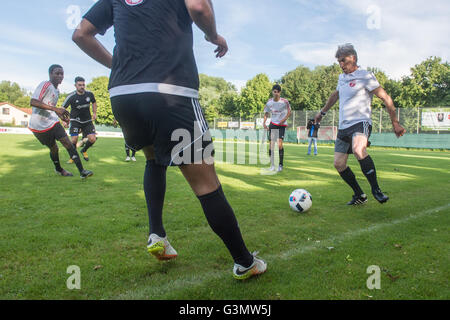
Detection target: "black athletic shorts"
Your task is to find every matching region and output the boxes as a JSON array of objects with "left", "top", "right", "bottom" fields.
[
  {"left": 335, "top": 121, "right": 372, "bottom": 154},
  {"left": 111, "top": 92, "right": 214, "bottom": 166},
  {"left": 268, "top": 122, "right": 286, "bottom": 141},
  {"left": 32, "top": 122, "right": 67, "bottom": 148},
  {"left": 69, "top": 121, "right": 96, "bottom": 137}
]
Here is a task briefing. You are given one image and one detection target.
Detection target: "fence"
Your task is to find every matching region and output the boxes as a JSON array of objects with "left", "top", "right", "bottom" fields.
[{"left": 212, "top": 108, "right": 450, "bottom": 135}]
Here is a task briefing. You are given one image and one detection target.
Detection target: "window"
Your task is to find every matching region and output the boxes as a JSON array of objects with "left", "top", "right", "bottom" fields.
[{"left": 2, "top": 108, "right": 10, "bottom": 115}]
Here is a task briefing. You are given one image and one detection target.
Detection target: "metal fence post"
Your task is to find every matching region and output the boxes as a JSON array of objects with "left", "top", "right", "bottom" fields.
[
  {"left": 417, "top": 107, "right": 420, "bottom": 134},
  {"left": 379, "top": 108, "right": 382, "bottom": 133}
]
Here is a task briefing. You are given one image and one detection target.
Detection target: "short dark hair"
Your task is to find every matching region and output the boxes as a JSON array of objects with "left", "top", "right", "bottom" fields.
[
  {"left": 49, "top": 64, "right": 63, "bottom": 74},
  {"left": 75, "top": 76, "right": 85, "bottom": 83},
  {"left": 272, "top": 84, "right": 282, "bottom": 92}
]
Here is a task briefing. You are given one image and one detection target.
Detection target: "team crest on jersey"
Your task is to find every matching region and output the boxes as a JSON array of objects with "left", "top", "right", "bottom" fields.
[
  {"left": 124, "top": 0, "right": 144, "bottom": 6},
  {"left": 349, "top": 81, "right": 356, "bottom": 87}
]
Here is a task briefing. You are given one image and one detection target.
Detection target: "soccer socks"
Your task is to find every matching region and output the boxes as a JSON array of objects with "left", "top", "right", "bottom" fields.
[
  {"left": 339, "top": 167, "right": 364, "bottom": 196},
  {"left": 50, "top": 150, "right": 63, "bottom": 172},
  {"left": 67, "top": 146, "right": 84, "bottom": 173},
  {"left": 279, "top": 148, "right": 284, "bottom": 166},
  {"left": 359, "top": 155, "right": 380, "bottom": 192},
  {"left": 197, "top": 186, "right": 254, "bottom": 268},
  {"left": 144, "top": 160, "right": 167, "bottom": 238},
  {"left": 81, "top": 141, "right": 94, "bottom": 153}
]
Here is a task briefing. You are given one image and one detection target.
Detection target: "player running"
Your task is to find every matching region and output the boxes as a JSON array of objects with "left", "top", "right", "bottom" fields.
[
  {"left": 73, "top": 0, "right": 266, "bottom": 280},
  {"left": 263, "top": 84, "right": 291, "bottom": 172},
  {"left": 315, "top": 44, "right": 405, "bottom": 205},
  {"left": 29, "top": 65, "right": 93, "bottom": 179},
  {"left": 62, "top": 76, "right": 98, "bottom": 162}
]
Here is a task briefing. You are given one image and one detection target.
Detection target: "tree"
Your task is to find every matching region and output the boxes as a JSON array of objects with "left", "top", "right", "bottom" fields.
[
  {"left": 217, "top": 91, "right": 239, "bottom": 118},
  {"left": 86, "top": 77, "right": 115, "bottom": 125},
  {"left": 400, "top": 57, "right": 450, "bottom": 108},
  {"left": 237, "top": 73, "right": 273, "bottom": 119},
  {"left": 0, "top": 81, "right": 29, "bottom": 106},
  {"left": 281, "top": 66, "right": 316, "bottom": 110},
  {"left": 311, "top": 64, "right": 341, "bottom": 109}
]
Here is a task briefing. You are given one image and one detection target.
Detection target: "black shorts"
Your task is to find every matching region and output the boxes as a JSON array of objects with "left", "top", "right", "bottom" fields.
[
  {"left": 335, "top": 121, "right": 372, "bottom": 154},
  {"left": 32, "top": 122, "right": 67, "bottom": 148},
  {"left": 268, "top": 123, "right": 286, "bottom": 141},
  {"left": 69, "top": 121, "right": 96, "bottom": 137},
  {"left": 111, "top": 92, "right": 214, "bottom": 166}
]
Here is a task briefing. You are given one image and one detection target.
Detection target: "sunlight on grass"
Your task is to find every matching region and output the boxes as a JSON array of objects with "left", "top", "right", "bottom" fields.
[{"left": 387, "top": 153, "right": 450, "bottom": 161}]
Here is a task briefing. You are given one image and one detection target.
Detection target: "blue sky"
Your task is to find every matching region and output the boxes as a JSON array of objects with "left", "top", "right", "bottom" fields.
[{"left": 0, "top": 0, "right": 449, "bottom": 94}]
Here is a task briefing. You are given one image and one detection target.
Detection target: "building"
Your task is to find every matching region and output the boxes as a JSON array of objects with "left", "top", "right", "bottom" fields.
[{"left": 0, "top": 102, "right": 32, "bottom": 127}]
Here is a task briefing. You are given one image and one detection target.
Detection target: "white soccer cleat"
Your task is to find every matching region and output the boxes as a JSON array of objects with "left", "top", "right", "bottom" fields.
[
  {"left": 147, "top": 233, "right": 178, "bottom": 261},
  {"left": 277, "top": 165, "right": 283, "bottom": 172},
  {"left": 269, "top": 166, "right": 275, "bottom": 171},
  {"left": 233, "top": 252, "right": 267, "bottom": 280},
  {"left": 131, "top": 156, "right": 136, "bottom": 162},
  {"left": 125, "top": 156, "right": 131, "bottom": 162}
]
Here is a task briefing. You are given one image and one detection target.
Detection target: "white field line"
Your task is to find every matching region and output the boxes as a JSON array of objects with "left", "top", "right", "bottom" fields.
[{"left": 115, "top": 203, "right": 450, "bottom": 299}]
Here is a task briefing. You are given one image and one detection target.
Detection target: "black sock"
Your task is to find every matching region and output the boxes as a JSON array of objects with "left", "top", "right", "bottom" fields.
[
  {"left": 81, "top": 141, "right": 94, "bottom": 153},
  {"left": 339, "top": 167, "right": 364, "bottom": 196},
  {"left": 197, "top": 185, "right": 253, "bottom": 267},
  {"left": 131, "top": 150, "right": 136, "bottom": 157},
  {"left": 144, "top": 160, "right": 167, "bottom": 237},
  {"left": 67, "top": 146, "right": 84, "bottom": 173},
  {"left": 279, "top": 148, "right": 284, "bottom": 166},
  {"left": 125, "top": 145, "right": 130, "bottom": 157},
  {"left": 50, "top": 151, "right": 63, "bottom": 172},
  {"left": 359, "top": 156, "right": 380, "bottom": 192}
]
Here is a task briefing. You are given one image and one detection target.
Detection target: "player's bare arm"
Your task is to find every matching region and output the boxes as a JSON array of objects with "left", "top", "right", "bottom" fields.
[
  {"left": 315, "top": 90, "right": 339, "bottom": 123},
  {"left": 371, "top": 87, "right": 406, "bottom": 138},
  {"left": 72, "top": 19, "right": 113, "bottom": 69},
  {"left": 185, "top": 0, "right": 228, "bottom": 58},
  {"left": 92, "top": 102, "right": 98, "bottom": 121},
  {"left": 280, "top": 106, "right": 292, "bottom": 125},
  {"left": 263, "top": 112, "right": 270, "bottom": 130},
  {"left": 30, "top": 98, "right": 69, "bottom": 122}
]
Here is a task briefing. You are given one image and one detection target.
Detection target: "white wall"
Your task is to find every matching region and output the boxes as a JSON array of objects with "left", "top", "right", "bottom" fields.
[{"left": 0, "top": 104, "right": 30, "bottom": 126}]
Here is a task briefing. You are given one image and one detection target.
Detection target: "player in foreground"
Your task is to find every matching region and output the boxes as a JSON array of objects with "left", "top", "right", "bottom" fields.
[
  {"left": 29, "top": 65, "right": 93, "bottom": 179},
  {"left": 315, "top": 44, "right": 405, "bottom": 205},
  {"left": 63, "top": 76, "right": 98, "bottom": 163},
  {"left": 73, "top": 0, "right": 266, "bottom": 280},
  {"left": 263, "top": 84, "right": 291, "bottom": 172}
]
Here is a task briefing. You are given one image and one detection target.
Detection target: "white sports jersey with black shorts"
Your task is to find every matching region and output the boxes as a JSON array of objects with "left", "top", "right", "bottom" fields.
[
  {"left": 264, "top": 98, "right": 290, "bottom": 141},
  {"left": 28, "top": 81, "right": 60, "bottom": 133},
  {"left": 335, "top": 68, "right": 380, "bottom": 154},
  {"left": 84, "top": 0, "right": 212, "bottom": 166}
]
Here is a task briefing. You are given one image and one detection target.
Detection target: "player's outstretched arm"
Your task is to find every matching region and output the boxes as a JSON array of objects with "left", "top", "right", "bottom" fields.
[
  {"left": 30, "top": 98, "right": 69, "bottom": 122},
  {"left": 315, "top": 90, "right": 338, "bottom": 123},
  {"left": 185, "top": 0, "right": 228, "bottom": 58},
  {"left": 372, "top": 87, "right": 406, "bottom": 138},
  {"left": 72, "top": 19, "right": 113, "bottom": 69}
]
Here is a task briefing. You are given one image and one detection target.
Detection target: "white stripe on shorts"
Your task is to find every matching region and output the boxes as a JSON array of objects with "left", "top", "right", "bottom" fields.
[{"left": 109, "top": 83, "right": 199, "bottom": 99}]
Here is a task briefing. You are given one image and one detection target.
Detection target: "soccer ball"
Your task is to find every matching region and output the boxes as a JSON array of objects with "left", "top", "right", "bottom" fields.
[{"left": 289, "top": 189, "right": 312, "bottom": 213}]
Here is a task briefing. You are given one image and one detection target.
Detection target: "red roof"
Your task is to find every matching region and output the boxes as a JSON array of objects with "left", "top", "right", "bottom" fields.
[{"left": 0, "top": 102, "right": 32, "bottom": 115}]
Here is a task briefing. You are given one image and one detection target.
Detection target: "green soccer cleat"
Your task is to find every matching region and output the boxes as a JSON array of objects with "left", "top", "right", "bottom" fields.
[
  {"left": 147, "top": 233, "right": 178, "bottom": 261},
  {"left": 233, "top": 252, "right": 267, "bottom": 280}
]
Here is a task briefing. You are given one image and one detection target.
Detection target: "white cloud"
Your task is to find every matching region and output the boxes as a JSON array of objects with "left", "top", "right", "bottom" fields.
[{"left": 281, "top": 0, "right": 450, "bottom": 79}]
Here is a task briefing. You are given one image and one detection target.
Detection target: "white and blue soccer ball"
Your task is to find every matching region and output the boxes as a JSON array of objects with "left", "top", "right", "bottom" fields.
[{"left": 289, "top": 189, "right": 312, "bottom": 213}]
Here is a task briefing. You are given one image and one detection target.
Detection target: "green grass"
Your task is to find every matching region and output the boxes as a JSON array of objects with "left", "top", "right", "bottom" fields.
[{"left": 0, "top": 134, "right": 449, "bottom": 300}]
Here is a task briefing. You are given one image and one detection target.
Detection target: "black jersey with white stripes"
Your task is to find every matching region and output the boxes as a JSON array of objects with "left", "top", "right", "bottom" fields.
[
  {"left": 83, "top": 0, "right": 199, "bottom": 98},
  {"left": 62, "top": 91, "right": 96, "bottom": 123}
]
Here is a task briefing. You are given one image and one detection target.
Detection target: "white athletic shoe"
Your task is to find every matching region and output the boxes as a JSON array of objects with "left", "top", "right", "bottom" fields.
[
  {"left": 147, "top": 233, "right": 178, "bottom": 261},
  {"left": 125, "top": 156, "right": 131, "bottom": 162},
  {"left": 269, "top": 165, "right": 275, "bottom": 171},
  {"left": 277, "top": 165, "right": 283, "bottom": 172},
  {"left": 131, "top": 156, "right": 136, "bottom": 162},
  {"left": 233, "top": 252, "right": 267, "bottom": 280}
]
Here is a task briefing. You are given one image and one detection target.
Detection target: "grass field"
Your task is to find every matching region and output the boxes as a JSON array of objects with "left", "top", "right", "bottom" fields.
[{"left": 0, "top": 133, "right": 449, "bottom": 300}]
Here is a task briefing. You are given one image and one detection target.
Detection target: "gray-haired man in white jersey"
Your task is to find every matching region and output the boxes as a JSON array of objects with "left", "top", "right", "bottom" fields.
[{"left": 315, "top": 44, "right": 405, "bottom": 205}]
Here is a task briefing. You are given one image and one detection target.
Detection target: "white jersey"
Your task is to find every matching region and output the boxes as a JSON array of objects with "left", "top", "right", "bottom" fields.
[
  {"left": 264, "top": 98, "right": 291, "bottom": 127},
  {"left": 336, "top": 68, "right": 380, "bottom": 130},
  {"left": 29, "top": 81, "right": 61, "bottom": 132}
]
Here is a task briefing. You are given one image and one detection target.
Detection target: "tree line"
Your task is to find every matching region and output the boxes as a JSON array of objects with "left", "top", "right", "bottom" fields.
[{"left": 1, "top": 56, "right": 448, "bottom": 125}]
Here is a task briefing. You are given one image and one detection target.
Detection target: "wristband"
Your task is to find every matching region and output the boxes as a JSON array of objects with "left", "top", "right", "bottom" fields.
[{"left": 320, "top": 111, "right": 327, "bottom": 116}]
